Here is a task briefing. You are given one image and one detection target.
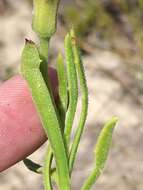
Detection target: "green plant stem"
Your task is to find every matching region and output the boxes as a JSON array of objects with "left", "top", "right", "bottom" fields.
[
  {"left": 39, "top": 38, "right": 50, "bottom": 85},
  {"left": 69, "top": 30, "right": 88, "bottom": 173},
  {"left": 39, "top": 38, "right": 68, "bottom": 190},
  {"left": 39, "top": 37, "right": 60, "bottom": 121},
  {"left": 21, "top": 41, "right": 70, "bottom": 190},
  {"left": 43, "top": 146, "right": 60, "bottom": 190},
  {"left": 81, "top": 168, "right": 101, "bottom": 190},
  {"left": 43, "top": 146, "right": 53, "bottom": 190}
]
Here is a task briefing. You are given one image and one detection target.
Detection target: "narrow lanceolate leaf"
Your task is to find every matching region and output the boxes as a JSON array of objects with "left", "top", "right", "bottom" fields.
[
  {"left": 82, "top": 117, "right": 118, "bottom": 190},
  {"left": 69, "top": 30, "right": 88, "bottom": 173},
  {"left": 23, "top": 158, "right": 42, "bottom": 174},
  {"left": 64, "top": 33, "right": 78, "bottom": 146},
  {"left": 56, "top": 52, "right": 68, "bottom": 120},
  {"left": 21, "top": 40, "right": 70, "bottom": 190}
]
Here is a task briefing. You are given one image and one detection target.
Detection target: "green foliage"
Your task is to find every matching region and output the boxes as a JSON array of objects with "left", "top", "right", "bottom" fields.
[
  {"left": 64, "top": 33, "right": 78, "bottom": 146},
  {"left": 69, "top": 30, "right": 88, "bottom": 173},
  {"left": 21, "top": 39, "right": 70, "bottom": 190},
  {"left": 57, "top": 53, "right": 68, "bottom": 121},
  {"left": 21, "top": 0, "right": 118, "bottom": 189},
  {"left": 82, "top": 117, "right": 118, "bottom": 190}
]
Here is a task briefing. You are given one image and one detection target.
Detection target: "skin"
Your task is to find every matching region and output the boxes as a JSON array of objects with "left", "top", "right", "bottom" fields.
[{"left": 0, "top": 68, "right": 58, "bottom": 172}]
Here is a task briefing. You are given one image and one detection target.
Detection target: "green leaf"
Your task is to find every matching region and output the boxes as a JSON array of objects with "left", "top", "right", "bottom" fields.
[
  {"left": 21, "top": 40, "right": 70, "bottom": 190},
  {"left": 56, "top": 52, "right": 68, "bottom": 120},
  {"left": 82, "top": 117, "right": 118, "bottom": 190},
  {"left": 95, "top": 117, "right": 118, "bottom": 169},
  {"left": 69, "top": 30, "right": 88, "bottom": 174},
  {"left": 64, "top": 33, "right": 78, "bottom": 146}
]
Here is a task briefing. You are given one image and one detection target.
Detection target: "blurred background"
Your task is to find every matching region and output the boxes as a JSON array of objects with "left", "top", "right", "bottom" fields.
[{"left": 0, "top": 0, "right": 143, "bottom": 190}]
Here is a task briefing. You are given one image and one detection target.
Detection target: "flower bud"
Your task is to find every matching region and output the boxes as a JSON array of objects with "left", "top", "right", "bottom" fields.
[{"left": 32, "top": 0, "right": 59, "bottom": 39}]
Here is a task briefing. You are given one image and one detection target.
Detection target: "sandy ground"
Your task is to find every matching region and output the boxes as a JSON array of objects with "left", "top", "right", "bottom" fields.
[{"left": 0, "top": 1, "right": 143, "bottom": 190}]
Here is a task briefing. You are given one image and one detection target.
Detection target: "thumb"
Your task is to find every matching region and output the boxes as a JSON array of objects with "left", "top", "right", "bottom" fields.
[{"left": 0, "top": 68, "right": 58, "bottom": 172}]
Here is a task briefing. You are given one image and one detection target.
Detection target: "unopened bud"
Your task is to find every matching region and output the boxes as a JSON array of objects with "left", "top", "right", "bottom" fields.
[{"left": 32, "top": 0, "right": 60, "bottom": 39}]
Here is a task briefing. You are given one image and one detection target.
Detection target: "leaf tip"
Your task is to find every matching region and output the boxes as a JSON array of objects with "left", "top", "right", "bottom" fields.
[
  {"left": 25, "top": 38, "right": 35, "bottom": 45},
  {"left": 110, "top": 116, "right": 119, "bottom": 126}
]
